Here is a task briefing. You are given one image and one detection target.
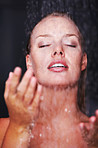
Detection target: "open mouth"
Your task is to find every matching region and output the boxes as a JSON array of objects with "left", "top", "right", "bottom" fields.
[
  {"left": 48, "top": 63, "right": 68, "bottom": 69},
  {"left": 48, "top": 61, "right": 68, "bottom": 72}
]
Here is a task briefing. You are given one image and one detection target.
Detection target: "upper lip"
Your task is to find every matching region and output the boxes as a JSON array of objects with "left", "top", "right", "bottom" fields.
[{"left": 48, "top": 60, "right": 68, "bottom": 69}]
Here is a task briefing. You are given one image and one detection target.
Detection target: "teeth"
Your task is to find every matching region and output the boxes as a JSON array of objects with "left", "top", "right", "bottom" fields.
[{"left": 50, "top": 63, "right": 65, "bottom": 68}]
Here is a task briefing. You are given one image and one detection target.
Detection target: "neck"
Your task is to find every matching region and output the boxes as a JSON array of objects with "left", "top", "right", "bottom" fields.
[{"left": 38, "top": 84, "right": 81, "bottom": 123}]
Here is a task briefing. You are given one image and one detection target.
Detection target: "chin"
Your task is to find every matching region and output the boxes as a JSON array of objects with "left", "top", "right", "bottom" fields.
[
  {"left": 38, "top": 79, "right": 76, "bottom": 89},
  {"left": 37, "top": 73, "right": 80, "bottom": 89}
]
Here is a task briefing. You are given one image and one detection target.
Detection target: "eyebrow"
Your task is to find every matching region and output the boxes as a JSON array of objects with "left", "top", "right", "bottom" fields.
[
  {"left": 36, "top": 34, "right": 52, "bottom": 39},
  {"left": 65, "top": 34, "right": 79, "bottom": 39},
  {"left": 35, "top": 33, "right": 79, "bottom": 39}
]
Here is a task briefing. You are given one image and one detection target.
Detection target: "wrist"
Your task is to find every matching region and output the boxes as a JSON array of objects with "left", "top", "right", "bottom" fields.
[
  {"left": 2, "top": 120, "right": 33, "bottom": 148},
  {"left": 9, "top": 120, "right": 32, "bottom": 142}
]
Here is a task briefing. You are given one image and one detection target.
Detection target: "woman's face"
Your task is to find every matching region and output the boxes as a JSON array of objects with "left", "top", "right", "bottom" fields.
[{"left": 28, "top": 16, "right": 87, "bottom": 88}]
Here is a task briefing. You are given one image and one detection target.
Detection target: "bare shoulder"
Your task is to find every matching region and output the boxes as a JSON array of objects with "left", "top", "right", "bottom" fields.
[
  {"left": 0, "top": 118, "right": 10, "bottom": 146},
  {"left": 0, "top": 117, "right": 10, "bottom": 129}
]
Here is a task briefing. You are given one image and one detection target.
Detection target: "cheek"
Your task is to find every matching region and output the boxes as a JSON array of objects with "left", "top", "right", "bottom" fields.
[
  {"left": 67, "top": 49, "right": 82, "bottom": 65},
  {"left": 67, "top": 51, "right": 82, "bottom": 75},
  {"left": 30, "top": 51, "right": 48, "bottom": 74}
]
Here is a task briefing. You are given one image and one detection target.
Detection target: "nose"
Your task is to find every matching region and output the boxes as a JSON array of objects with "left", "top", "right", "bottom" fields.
[{"left": 51, "top": 44, "right": 65, "bottom": 58}]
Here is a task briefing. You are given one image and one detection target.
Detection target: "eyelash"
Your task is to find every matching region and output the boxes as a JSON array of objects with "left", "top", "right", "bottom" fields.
[
  {"left": 39, "top": 44, "right": 76, "bottom": 48},
  {"left": 39, "top": 44, "right": 50, "bottom": 48},
  {"left": 66, "top": 44, "right": 76, "bottom": 48}
]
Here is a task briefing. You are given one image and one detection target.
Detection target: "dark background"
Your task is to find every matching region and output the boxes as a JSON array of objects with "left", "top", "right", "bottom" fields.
[
  {"left": 0, "top": 0, "right": 27, "bottom": 117},
  {"left": 0, "top": 0, "right": 98, "bottom": 117}
]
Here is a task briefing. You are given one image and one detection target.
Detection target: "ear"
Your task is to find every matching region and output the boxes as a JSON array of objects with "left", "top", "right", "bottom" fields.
[
  {"left": 26, "top": 54, "right": 32, "bottom": 70},
  {"left": 81, "top": 52, "right": 87, "bottom": 71}
]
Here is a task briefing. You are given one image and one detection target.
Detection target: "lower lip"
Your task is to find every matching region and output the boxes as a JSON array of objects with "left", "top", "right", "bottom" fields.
[{"left": 48, "top": 67, "right": 68, "bottom": 72}]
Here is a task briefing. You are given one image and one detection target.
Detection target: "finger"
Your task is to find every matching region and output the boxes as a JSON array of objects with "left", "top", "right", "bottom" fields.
[
  {"left": 95, "top": 110, "right": 98, "bottom": 124},
  {"left": 24, "top": 77, "right": 37, "bottom": 106},
  {"left": 89, "top": 116, "right": 96, "bottom": 127},
  {"left": 79, "top": 123, "right": 89, "bottom": 137},
  {"left": 9, "top": 67, "right": 22, "bottom": 95},
  {"left": 4, "top": 72, "right": 13, "bottom": 99},
  {"left": 31, "top": 84, "right": 42, "bottom": 110},
  {"left": 16, "top": 69, "right": 33, "bottom": 99},
  {"left": 95, "top": 109, "right": 98, "bottom": 116}
]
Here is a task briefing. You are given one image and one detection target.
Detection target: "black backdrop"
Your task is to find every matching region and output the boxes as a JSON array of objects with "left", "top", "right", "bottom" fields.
[{"left": 0, "top": 0, "right": 98, "bottom": 117}]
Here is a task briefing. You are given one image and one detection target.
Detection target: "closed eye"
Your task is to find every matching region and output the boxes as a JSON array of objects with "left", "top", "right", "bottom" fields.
[
  {"left": 67, "top": 44, "right": 76, "bottom": 48},
  {"left": 39, "top": 44, "right": 50, "bottom": 48}
]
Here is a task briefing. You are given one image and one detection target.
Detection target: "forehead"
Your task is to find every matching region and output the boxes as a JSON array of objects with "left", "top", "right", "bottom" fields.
[{"left": 31, "top": 16, "right": 79, "bottom": 39}]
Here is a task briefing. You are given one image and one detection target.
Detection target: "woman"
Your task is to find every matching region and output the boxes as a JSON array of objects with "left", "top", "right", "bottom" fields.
[{"left": 0, "top": 12, "right": 98, "bottom": 148}]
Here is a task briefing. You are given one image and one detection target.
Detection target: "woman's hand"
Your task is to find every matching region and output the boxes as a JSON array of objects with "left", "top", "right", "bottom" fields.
[
  {"left": 4, "top": 67, "right": 42, "bottom": 127},
  {"left": 79, "top": 110, "right": 98, "bottom": 147}
]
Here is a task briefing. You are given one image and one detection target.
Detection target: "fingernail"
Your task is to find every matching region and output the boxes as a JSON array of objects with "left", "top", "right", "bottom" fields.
[{"left": 14, "top": 67, "right": 21, "bottom": 74}]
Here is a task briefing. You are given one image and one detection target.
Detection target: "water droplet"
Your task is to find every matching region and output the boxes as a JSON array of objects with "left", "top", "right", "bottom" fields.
[
  {"left": 65, "top": 108, "right": 68, "bottom": 112},
  {"left": 31, "top": 134, "right": 34, "bottom": 139},
  {"left": 39, "top": 133, "right": 42, "bottom": 137},
  {"left": 31, "top": 122, "right": 35, "bottom": 127}
]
